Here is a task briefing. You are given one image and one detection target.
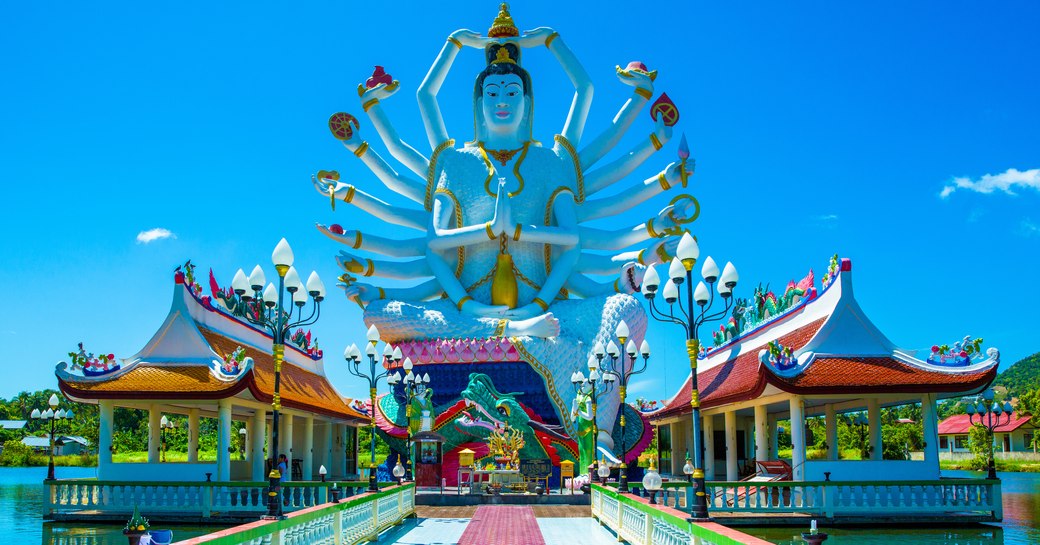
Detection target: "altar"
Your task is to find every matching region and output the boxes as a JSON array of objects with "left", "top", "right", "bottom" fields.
[{"left": 469, "top": 469, "right": 524, "bottom": 494}]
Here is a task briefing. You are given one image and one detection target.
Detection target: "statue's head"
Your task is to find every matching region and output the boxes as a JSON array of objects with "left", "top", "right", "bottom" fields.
[{"left": 474, "top": 42, "right": 533, "bottom": 142}]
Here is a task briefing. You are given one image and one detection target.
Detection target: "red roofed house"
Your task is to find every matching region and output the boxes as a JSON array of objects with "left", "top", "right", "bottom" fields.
[
  {"left": 938, "top": 412, "right": 1036, "bottom": 454},
  {"left": 56, "top": 264, "right": 367, "bottom": 484},
  {"left": 650, "top": 257, "right": 999, "bottom": 484}
]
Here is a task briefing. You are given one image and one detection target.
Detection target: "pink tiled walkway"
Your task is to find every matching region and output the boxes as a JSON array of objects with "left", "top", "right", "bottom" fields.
[{"left": 458, "top": 505, "right": 546, "bottom": 545}]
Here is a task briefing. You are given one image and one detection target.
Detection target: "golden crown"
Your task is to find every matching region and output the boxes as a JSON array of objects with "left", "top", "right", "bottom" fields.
[
  {"left": 488, "top": 3, "right": 519, "bottom": 38},
  {"left": 491, "top": 47, "right": 516, "bottom": 65}
]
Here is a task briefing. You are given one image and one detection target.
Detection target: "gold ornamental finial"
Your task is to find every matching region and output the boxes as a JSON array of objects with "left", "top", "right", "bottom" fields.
[
  {"left": 488, "top": 3, "right": 519, "bottom": 38},
  {"left": 491, "top": 47, "right": 516, "bottom": 65}
]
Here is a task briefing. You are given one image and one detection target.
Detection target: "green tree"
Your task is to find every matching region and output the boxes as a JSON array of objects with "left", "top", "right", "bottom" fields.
[
  {"left": 967, "top": 423, "right": 992, "bottom": 471},
  {"left": 0, "top": 440, "right": 33, "bottom": 466}
]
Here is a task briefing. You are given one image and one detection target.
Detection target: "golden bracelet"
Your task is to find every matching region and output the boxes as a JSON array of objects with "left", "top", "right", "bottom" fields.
[
  {"left": 635, "top": 87, "right": 653, "bottom": 100},
  {"left": 485, "top": 222, "right": 497, "bottom": 240},
  {"left": 646, "top": 218, "right": 660, "bottom": 238},
  {"left": 513, "top": 224, "right": 523, "bottom": 241},
  {"left": 377, "top": 287, "right": 386, "bottom": 299},
  {"left": 447, "top": 36, "right": 463, "bottom": 49},
  {"left": 456, "top": 296, "right": 472, "bottom": 311},
  {"left": 342, "top": 185, "right": 357, "bottom": 204},
  {"left": 532, "top": 297, "right": 550, "bottom": 312},
  {"left": 613, "top": 279, "right": 621, "bottom": 293},
  {"left": 650, "top": 133, "right": 663, "bottom": 151},
  {"left": 363, "top": 258, "right": 374, "bottom": 277},
  {"left": 637, "top": 249, "right": 647, "bottom": 266},
  {"left": 656, "top": 243, "right": 672, "bottom": 263},
  {"left": 657, "top": 172, "right": 671, "bottom": 191},
  {"left": 362, "top": 98, "right": 379, "bottom": 112},
  {"left": 545, "top": 32, "right": 559, "bottom": 48},
  {"left": 353, "top": 141, "right": 369, "bottom": 158},
  {"left": 352, "top": 231, "right": 362, "bottom": 249},
  {"left": 494, "top": 318, "right": 509, "bottom": 337}
]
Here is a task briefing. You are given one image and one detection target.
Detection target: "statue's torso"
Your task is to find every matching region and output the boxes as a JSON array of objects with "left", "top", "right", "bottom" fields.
[{"left": 434, "top": 143, "right": 577, "bottom": 306}]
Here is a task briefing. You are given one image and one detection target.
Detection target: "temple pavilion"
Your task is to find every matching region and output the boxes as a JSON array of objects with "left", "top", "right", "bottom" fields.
[
  {"left": 650, "top": 257, "right": 999, "bottom": 482},
  {"left": 56, "top": 266, "right": 367, "bottom": 482}
]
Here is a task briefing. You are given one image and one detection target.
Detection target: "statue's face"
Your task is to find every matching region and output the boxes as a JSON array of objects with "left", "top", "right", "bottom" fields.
[{"left": 481, "top": 74, "right": 525, "bottom": 135}]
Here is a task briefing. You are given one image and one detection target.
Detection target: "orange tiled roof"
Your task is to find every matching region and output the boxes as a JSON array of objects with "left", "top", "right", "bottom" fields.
[
  {"left": 653, "top": 318, "right": 827, "bottom": 420},
  {"left": 768, "top": 356, "right": 996, "bottom": 394},
  {"left": 200, "top": 329, "right": 365, "bottom": 422}
]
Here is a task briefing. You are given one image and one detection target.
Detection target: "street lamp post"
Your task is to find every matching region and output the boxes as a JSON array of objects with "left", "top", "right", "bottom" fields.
[
  {"left": 571, "top": 356, "right": 616, "bottom": 482},
  {"left": 640, "top": 232, "right": 739, "bottom": 519},
  {"left": 852, "top": 414, "right": 869, "bottom": 460},
  {"left": 967, "top": 390, "right": 1013, "bottom": 480},
  {"left": 159, "top": 415, "right": 176, "bottom": 462},
  {"left": 230, "top": 238, "right": 326, "bottom": 519},
  {"left": 387, "top": 357, "right": 431, "bottom": 482},
  {"left": 595, "top": 322, "right": 651, "bottom": 493},
  {"left": 239, "top": 428, "right": 248, "bottom": 460},
  {"left": 344, "top": 325, "right": 397, "bottom": 492},
  {"left": 31, "top": 394, "right": 70, "bottom": 481}
]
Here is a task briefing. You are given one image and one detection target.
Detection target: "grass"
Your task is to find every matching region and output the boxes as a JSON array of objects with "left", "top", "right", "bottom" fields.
[
  {"left": 0, "top": 453, "right": 98, "bottom": 467},
  {"left": 113, "top": 450, "right": 222, "bottom": 463},
  {"left": 940, "top": 458, "right": 1040, "bottom": 473}
]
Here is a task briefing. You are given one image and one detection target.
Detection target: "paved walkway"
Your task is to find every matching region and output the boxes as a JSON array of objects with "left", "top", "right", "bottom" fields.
[{"left": 379, "top": 505, "right": 619, "bottom": 545}]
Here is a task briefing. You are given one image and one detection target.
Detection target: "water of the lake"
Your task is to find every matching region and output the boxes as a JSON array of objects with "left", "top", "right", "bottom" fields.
[
  {"left": 4, "top": 467, "right": 1037, "bottom": 544},
  {"left": 2, "top": 466, "right": 225, "bottom": 544}
]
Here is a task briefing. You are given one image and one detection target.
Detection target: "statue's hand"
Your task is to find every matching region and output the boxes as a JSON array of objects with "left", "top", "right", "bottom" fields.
[
  {"left": 491, "top": 179, "right": 512, "bottom": 235},
  {"left": 646, "top": 236, "right": 681, "bottom": 264},
  {"left": 502, "top": 303, "right": 542, "bottom": 320},
  {"left": 449, "top": 29, "right": 484, "bottom": 49},
  {"left": 311, "top": 174, "right": 339, "bottom": 198},
  {"left": 652, "top": 115, "right": 673, "bottom": 148},
  {"left": 518, "top": 27, "right": 555, "bottom": 48},
  {"left": 616, "top": 66, "right": 655, "bottom": 93},
  {"left": 339, "top": 282, "right": 380, "bottom": 305},
  {"left": 663, "top": 161, "right": 694, "bottom": 188},
  {"left": 618, "top": 262, "right": 647, "bottom": 294},
  {"left": 359, "top": 80, "right": 400, "bottom": 103},
  {"left": 653, "top": 195, "right": 699, "bottom": 237}
]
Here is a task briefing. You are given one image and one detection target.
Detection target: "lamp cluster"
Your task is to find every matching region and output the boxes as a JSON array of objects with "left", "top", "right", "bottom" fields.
[
  {"left": 967, "top": 389, "right": 1014, "bottom": 480},
  {"left": 32, "top": 394, "right": 71, "bottom": 480}
]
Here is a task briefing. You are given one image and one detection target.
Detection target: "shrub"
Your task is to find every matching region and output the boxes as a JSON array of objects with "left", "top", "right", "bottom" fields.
[{"left": 0, "top": 440, "right": 33, "bottom": 466}]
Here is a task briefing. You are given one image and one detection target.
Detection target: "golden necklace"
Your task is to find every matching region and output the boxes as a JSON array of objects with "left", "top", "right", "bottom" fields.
[
  {"left": 483, "top": 146, "right": 524, "bottom": 166},
  {"left": 479, "top": 142, "right": 529, "bottom": 198}
]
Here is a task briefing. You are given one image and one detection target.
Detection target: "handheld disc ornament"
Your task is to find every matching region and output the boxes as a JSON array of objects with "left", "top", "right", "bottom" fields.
[
  {"left": 650, "top": 93, "right": 680, "bottom": 127},
  {"left": 328, "top": 113, "right": 359, "bottom": 141}
]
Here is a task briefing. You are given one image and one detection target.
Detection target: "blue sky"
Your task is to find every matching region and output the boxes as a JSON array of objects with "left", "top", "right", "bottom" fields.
[{"left": 2, "top": 1, "right": 1038, "bottom": 405}]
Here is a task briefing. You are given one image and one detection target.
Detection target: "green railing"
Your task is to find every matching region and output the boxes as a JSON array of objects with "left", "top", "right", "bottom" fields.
[
  {"left": 171, "top": 483, "right": 415, "bottom": 545},
  {"left": 591, "top": 484, "right": 773, "bottom": 545},
  {"left": 46, "top": 479, "right": 399, "bottom": 517}
]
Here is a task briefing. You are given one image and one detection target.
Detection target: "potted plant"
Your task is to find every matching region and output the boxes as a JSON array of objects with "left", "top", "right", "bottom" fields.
[{"left": 123, "top": 505, "right": 150, "bottom": 545}]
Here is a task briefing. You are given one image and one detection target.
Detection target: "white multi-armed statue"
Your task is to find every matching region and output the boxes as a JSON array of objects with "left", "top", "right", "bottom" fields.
[{"left": 313, "top": 4, "right": 697, "bottom": 458}]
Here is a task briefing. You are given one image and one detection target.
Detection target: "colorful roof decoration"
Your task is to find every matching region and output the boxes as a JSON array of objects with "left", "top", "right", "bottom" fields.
[
  {"left": 652, "top": 257, "right": 999, "bottom": 421},
  {"left": 56, "top": 265, "right": 365, "bottom": 423},
  {"left": 938, "top": 412, "right": 1034, "bottom": 435}
]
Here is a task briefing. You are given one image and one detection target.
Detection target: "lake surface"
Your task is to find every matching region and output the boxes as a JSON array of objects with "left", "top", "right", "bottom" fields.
[
  {"left": 3, "top": 467, "right": 1038, "bottom": 544},
  {"left": 1, "top": 466, "right": 224, "bottom": 545},
  {"left": 742, "top": 470, "right": 1040, "bottom": 545}
]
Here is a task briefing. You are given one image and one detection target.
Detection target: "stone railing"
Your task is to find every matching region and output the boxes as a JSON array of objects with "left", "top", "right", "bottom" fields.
[
  {"left": 591, "top": 484, "right": 772, "bottom": 545},
  {"left": 171, "top": 483, "right": 414, "bottom": 545},
  {"left": 45, "top": 479, "right": 387, "bottom": 518}
]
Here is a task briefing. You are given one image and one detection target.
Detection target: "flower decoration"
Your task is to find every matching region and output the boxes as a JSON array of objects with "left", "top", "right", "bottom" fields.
[
  {"left": 69, "top": 342, "right": 120, "bottom": 376},
  {"left": 927, "top": 335, "right": 985, "bottom": 366},
  {"left": 221, "top": 346, "right": 246, "bottom": 375},
  {"left": 635, "top": 397, "right": 659, "bottom": 412},
  {"left": 760, "top": 340, "right": 797, "bottom": 370},
  {"left": 822, "top": 254, "right": 840, "bottom": 289}
]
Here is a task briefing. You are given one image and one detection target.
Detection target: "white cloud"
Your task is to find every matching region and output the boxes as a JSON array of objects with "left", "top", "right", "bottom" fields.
[
  {"left": 940, "top": 168, "right": 1040, "bottom": 199},
  {"left": 817, "top": 214, "right": 839, "bottom": 221},
  {"left": 1021, "top": 219, "right": 1040, "bottom": 237},
  {"left": 136, "top": 228, "right": 176, "bottom": 244}
]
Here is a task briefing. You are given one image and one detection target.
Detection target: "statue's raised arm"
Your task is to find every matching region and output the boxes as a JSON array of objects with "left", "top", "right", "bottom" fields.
[
  {"left": 516, "top": 25, "right": 593, "bottom": 144},
  {"left": 576, "top": 63, "right": 657, "bottom": 169},
  {"left": 358, "top": 76, "right": 430, "bottom": 178},
  {"left": 417, "top": 29, "right": 485, "bottom": 150}
]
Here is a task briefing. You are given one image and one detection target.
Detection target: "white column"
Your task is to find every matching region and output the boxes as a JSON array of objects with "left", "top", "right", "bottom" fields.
[
  {"left": 332, "top": 424, "right": 346, "bottom": 479},
  {"left": 281, "top": 414, "right": 295, "bottom": 480},
  {"left": 217, "top": 399, "right": 232, "bottom": 481},
  {"left": 768, "top": 414, "right": 778, "bottom": 459},
  {"left": 825, "top": 404, "right": 838, "bottom": 461},
  {"left": 323, "top": 421, "right": 334, "bottom": 478},
  {"left": 251, "top": 408, "right": 267, "bottom": 481},
  {"left": 302, "top": 415, "right": 315, "bottom": 481},
  {"left": 98, "top": 400, "right": 114, "bottom": 478},
  {"left": 867, "top": 398, "right": 882, "bottom": 461},
  {"left": 921, "top": 394, "right": 939, "bottom": 472},
  {"left": 703, "top": 415, "right": 715, "bottom": 480},
  {"left": 790, "top": 397, "right": 806, "bottom": 481},
  {"left": 725, "top": 411, "right": 738, "bottom": 481},
  {"left": 187, "top": 408, "right": 200, "bottom": 463},
  {"left": 754, "top": 405, "right": 768, "bottom": 464},
  {"left": 147, "top": 405, "right": 160, "bottom": 464}
]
